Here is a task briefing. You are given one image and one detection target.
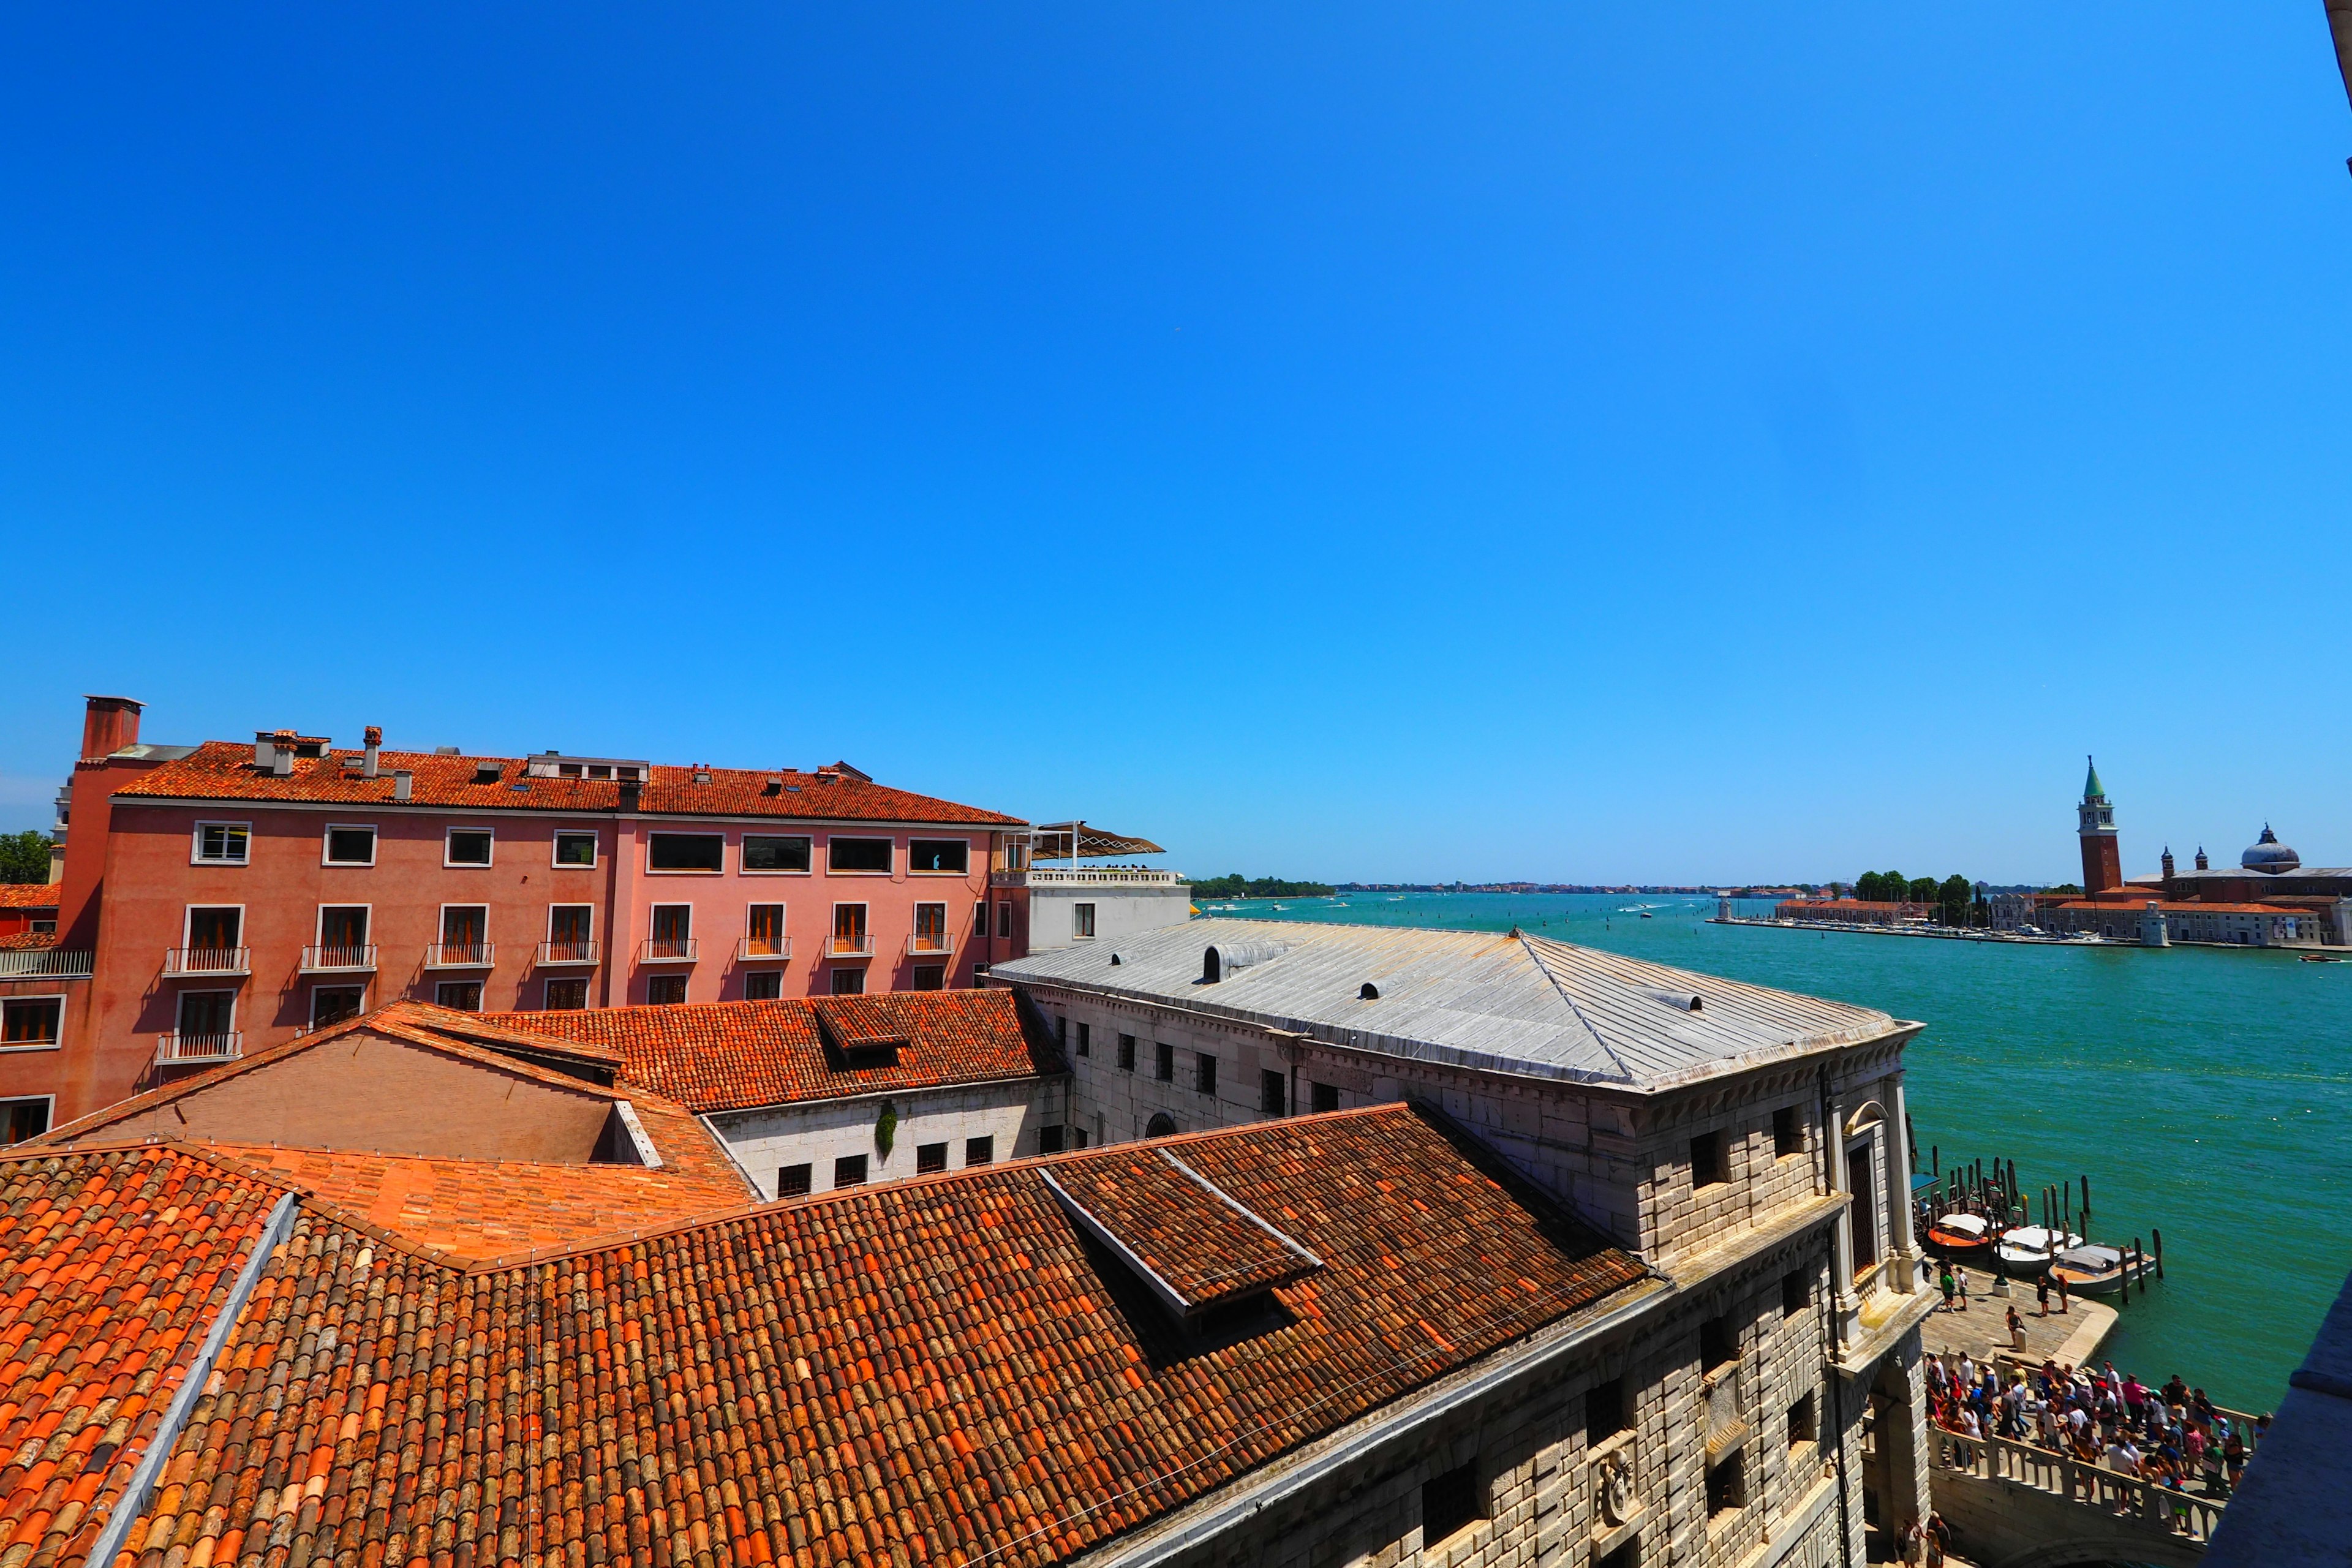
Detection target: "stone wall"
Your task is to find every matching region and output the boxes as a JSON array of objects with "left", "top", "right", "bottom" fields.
[{"left": 708, "top": 1075, "right": 1065, "bottom": 1198}]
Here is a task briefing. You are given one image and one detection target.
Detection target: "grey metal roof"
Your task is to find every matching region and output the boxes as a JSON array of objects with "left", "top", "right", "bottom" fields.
[{"left": 989, "top": 920, "right": 1912, "bottom": 1091}]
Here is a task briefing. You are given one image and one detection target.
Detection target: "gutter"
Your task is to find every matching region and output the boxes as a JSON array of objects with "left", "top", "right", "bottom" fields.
[{"left": 88, "top": 1191, "right": 300, "bottom": 1566}]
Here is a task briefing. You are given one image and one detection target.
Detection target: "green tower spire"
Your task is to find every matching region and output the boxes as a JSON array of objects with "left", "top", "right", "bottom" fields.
[{"left": 2083, "top": 755, "right": 2106, "bottom": 803}]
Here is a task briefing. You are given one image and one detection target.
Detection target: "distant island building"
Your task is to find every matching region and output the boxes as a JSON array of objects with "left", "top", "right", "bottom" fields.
[
  {"left": 1771, "top": 897, "right": 1932, "bottom": 928},
  {"left": 2019, "top": 760, "right": 2352, "bottom": 947}
]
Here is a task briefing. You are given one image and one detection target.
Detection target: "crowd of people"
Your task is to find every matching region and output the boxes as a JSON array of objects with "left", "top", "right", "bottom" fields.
[{"left": 1927, "top": 1351, "right": 2266, "bottom": 1515}]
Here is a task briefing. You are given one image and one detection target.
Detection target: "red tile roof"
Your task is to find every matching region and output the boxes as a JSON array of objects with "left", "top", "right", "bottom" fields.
[
  {"left": 469, "top": 990, "right": 1065, "bottom": 1114},
  {"left": 0, "top": 933, "right": 57, "bottom": 951},
  {"left": 0, "top": 887, "right": 58, "bottom": 910},
  {"left": 1047, "top": 1145, "right": 1322, "bottom": 1310},
  {"left": 96, "top": 1103, "right": 1645, "bottom": 1568},
  {"left": 2056, "top": 900, "right": 2302, "bottom": 915},
  {"left": 113, "top": 741, "right": 1025, "bottom": 825}
]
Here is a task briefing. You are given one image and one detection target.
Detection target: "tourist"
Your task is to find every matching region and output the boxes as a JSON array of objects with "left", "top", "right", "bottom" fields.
[
  {"left": 2223, "top": 1427, "right": 2248, "bottom": 1490},
  {"left": 2054, "top": 1272, "right": 2069, "bottom": 1313},
  {"left": 2163, "top": 1372, "right": 2188, "bottom": 1410},
  {"left": 1938, "top": 1263, "right": 1956, "bottom": 1313},
  {"left": 1954, "top": 1264, "right": 1970, "bottom": 1310},
  {"left": 2123, "top": 1371, "right": 2147, "bottom": 1427},
  {"left": 2035, "top": 1274, "right": 2049, "bottom": 1316},
  {"left": 2103, "top": 1431, "right": 2142, "bottom": 1479},
  {"left": 1924, "top": 1510, "right": 1953, "bottom": 1568},
  {"left": 1896, "top": 1515, "right": 1923, "bottom": 1566},
  {"left": 2007, "top": 1303, "right": 2027, "bottom": 1351}
]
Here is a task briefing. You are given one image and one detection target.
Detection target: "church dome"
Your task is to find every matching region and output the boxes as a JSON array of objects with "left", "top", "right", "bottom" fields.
[{"left": 2241, "top": 824, "right": 2301, "bottom": 873}]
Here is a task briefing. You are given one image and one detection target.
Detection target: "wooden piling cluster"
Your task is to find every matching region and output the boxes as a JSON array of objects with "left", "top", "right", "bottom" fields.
[{"left": 1916, "top": 1147, "right": 2170, "bottom": 1304}]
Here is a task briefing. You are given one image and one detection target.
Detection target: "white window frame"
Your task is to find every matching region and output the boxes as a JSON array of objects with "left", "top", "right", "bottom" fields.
[
  {"left": 645, "top": 832, "right": 726, "bottom": 875},
  {"left": 997, "top": 900, "right": 1013, "bottom": 940},
  {"left": 0, "top": 1095, "right": 57, "bottom": 1144},
  {"left": 309, "top": 982, "right": 369, "bottom": 1029},
  {"left": 832, "top": 902, "right": 870, "bottom": 944},
  {"left": 741, "top": 968, "right": 785, "bottom": 1001},
  {"left": 745, "top": 902, "right": 787, "bottom": 940},
  {"left": 907, "top": 837, "right": 971, "bottom": 876},
  {"left": 322, "top": 823, "right": 378, "bottom": 867},
  {"left": 443, "top": 826, "right": 496, "bottom": 869},
  {"left": 1073, "top": 902, "right": 1096, "bottom": 940},
  {"left": 914, "top": 901, "right": 949, "bottom": 943},
  {"left": 741, "top": 834, "right": 815, "bottom": 876},
  {"left": 825, "top": 836, "right": 895, "bottom": 876},
  {"left": 315, "top": 903, "right": 373, "bottom": 948},
  {"left": 182, "top": 903, "right": 247, "bottom": 949},
  {"left": 176, "top": 988, "right": 238, "bottom": 1035},
  {"left": 432, "top": 978, "right": 486, "bottom": 1011},
  {"left": 438, "top": 902, "right": 490, "bottom": 945},
  {"left": 649, "top": 903, "right": 695, "bottom": 941},
  {"left": 542, "top": 975, "right": 592, "bottom": 1010},
  {"left": 551, "top": 830, "right": 600, "bottom": 870},
  {"left": 547, "top": 903, "right": 597, "bottom": 942},
  {"left": 0, "top": 995, "right": 67, "bottom": 1054},
  {"left": 190, "top": 820, "right": 252, "bottom": 866}
]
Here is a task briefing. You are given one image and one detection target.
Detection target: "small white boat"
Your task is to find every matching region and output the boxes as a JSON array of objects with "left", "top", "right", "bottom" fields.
[
  {"left": 2048, "top": 1244, "right": 2152, "bottom": 1295},
  {"left": 1994, "top": 1226, "right": 2085, "bottom": 1274}
]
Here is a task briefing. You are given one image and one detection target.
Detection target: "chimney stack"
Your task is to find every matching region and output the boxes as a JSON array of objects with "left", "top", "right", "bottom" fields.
[
  {"left": 270, "top": 729, "right": 295, "bottom": 777},
  {"left": 393, "top": 771, "right": 413, "bottom": 802},
  {"left": 363, "top": 725, "right": 382, "bottom": 779},
  {"left": 80, "top": 696, "right": 143, "bottom": 761}
]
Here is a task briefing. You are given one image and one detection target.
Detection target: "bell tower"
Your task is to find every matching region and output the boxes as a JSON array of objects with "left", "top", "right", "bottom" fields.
[{"left": 2078, "top": 756, "right": 2122, "bottom": 894}]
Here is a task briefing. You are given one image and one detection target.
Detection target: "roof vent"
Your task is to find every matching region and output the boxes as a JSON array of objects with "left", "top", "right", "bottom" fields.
[
  {"left": 1359, "top": 981, "right": 1380, "bottom": 1000},
  {"left": 392, "top": 771, "right": 413, "bottom": 802},
  {"left": 473, "top": 761, "right": 503, "bottom": 785},
  {"left": 1109, "top": 952, "right": 1122, "bottom": 965},
  {"left": 693, "top": 766, "right": 713, "bottom": 785},
  {"left": 1201, "top": 940, "right": 1286, "bottom": 984},
  {"left": 436, "top": 745, "right": 461, "bottom": 756},
  {"left": 763, "top": 774, "right": 783, "bottom": 795},
  {"left": 1645, "top": 989, "right": 1703, "bottom": 1012}
]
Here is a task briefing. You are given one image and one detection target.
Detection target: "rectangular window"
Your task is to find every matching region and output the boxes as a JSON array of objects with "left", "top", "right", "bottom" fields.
[
  {"left": 647, "top": 974, "right": 688, "bottom": 1005},
  {"left": 1261, "top": 1069, "right": 1286, "bottom": 1115},
  {"left": 1196, "top": 1054, "right": 1216, "bottom": 1097},
  {"left": 747, "top": 903, "right": 786, "bottom": 953},
  {"left": 827, "top": 837, "right": 893, "bottom": 873},
  {"left": 178, "top": 990, "right": 235, "bottom": 1036},
  {"left": 0, "top": 1098, "right": 51, "bottom": 1145},
  {"left": 434, "top": 981, "right": 483, "bottom": 1012},
  {"left": 1311, "top": 1080, "right": 1340, "bottom": 1114},
  {"left": 1705, "top": 1455, "right": 1745, "bottom": 1517},
  {"left": 1421, "top": 1463, "right": 1484, "bottom": 1547},
  {"left": 1073, "top": 902, "right": 1096, "bottom": 939},
  {"left": 0, "top": 998, "right": 63, "bottom": 1050},
  {"left": 830, "top": 967, "right": 865, "bottom": 996},
  {"left": 650, "top": 904, "right": 692, "bottom": 945},
  {"left": 1691, "top": 1130, "right": 1728, "bottom": 1188},
  {"left": 834, "top": 1154, "right": 868, "bottom": 1188},
  {"left": 1699, "top": 1315, "right": 1736, "bottom": 1373},
  {"left": 914, "top": 902, "right": 948, "bottom": 950},
  {"left": 554, "top": 831, "right": 598, "bottom": 867},
  {"left": 194, "top": 822, "right": 250, "bottom": 864},
  {"left": 743, "top": 970, "right": 783, "bottom": 1000},
  {"left": 1773, "top": 1106, "right": 1802, "bottom": 1158},
  {"left": 911, "top": 965, "right": 945, "bottom": 990},
  {"left": 648, "top": 833, "right": 724, "bottom": 872},
  {"left": 965, "top": 1136, "right": 994, "bottom": 1166},
  {"left": 1075, "top": 1022, "right": 1091, "bottom": 1057},
  {"left": 1585, "top": 1378, "right": 1626, "bottom": 1445},
  {"left": 440, "top": 905, "right": 487, "bottom": 946},
  {"left": 544, "top": 978, "right": 590, "bottom": 1010},
  {"left": 1154, "top": 1041, "right": 1174, "bottom": 1082},
  {"left": 1118, "top": 1033, "right": 1136, "bottom": 1071},
  {"left": 996, "top": 900, "right": 1013, "bottom": 940},
  {"left": 1848, "top": 1147, "right": 1880, "bottom": 1274},
  {"left": 973, "top": 902, "right": 989, "bottom": 935},
  {"left": 743, "top": 834, "right": 812, "bottom": 873},
  {"left": 916, "top": 1142, "right": 949, "bottom": 1174},
  {"left": 445, "top": 829, "right": 494, "bottom": 867},
  {"left": 317, "top": 905, "right": 369, "bottom": 948},
  {"left": 186, "top": 906, "right": 242, "bottom": 950},
  {"left": 311, "top": 986, "right": 366, "bottom": 1029},
  {"left": 777, "top": 1163, "right": 812, "bottom": 1197},
  {"left": 1037, "top": 1125, "right": 1066, "bottom": 1156},
  {"left": 1788, "top": 1393, "right": 1817, "bottom": 1447},
  {"left": 908, "top": 839, "right": 968, "bottom": 874},
  {"left": 548, "top": 904, "right": 594, "bottom": 946},
  {"left": 324, "top": 825, "right": 376, "bottom": 865},
  {"left": 833, "top": 903, "right": 869, "bottom": 951},
  {"left": 1783, "top": 1269, "right": 1811, "bottom": 1318}
]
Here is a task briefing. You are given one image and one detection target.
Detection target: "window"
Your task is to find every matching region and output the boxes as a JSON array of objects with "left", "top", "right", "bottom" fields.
[
  {"left": 916, "top": 1142, "right": 949, "bottom": 1174},
  {"left": 547, "top": 905, "right": 594, "bottom": 958},
  {"left": 1788, "top": 1392, "right": 1817, "bottom": 1447},
  {"left": 1705, "top": 1454, "right": 1745, "bottom": 1517},
  {"left": 834, "top": 1154, "right": 867, "bottom": 1188},
  {"left": 744, "top": 970, "right": 783, "bottom": 1000},
  {"left": 0, "top": 1098, "right": 50, "bottom": 1145},
  {"left": 1073, "top": 902, "right": 1096, "bottom": 939},
  {"left": 744, "top": 835, "right": 812, "bottom": 873},
  {"left": 747, "top": 903, "right": 786, "bottom": 954},
  {"left": 1773, "top": 1106, "right": 1802, "bottom": 1158},
  {"left": 647, "top": 974, "right": 688, "bottom": 1005},
  {"left": 434, "top": 981, "right": 483, "bottom": 1012},
  {"left": 649, "top": 904, "right": 692, "bottom": 956},
  {"left": 777, "top": 1164, "right": 812, "bottom": 1197},
  {"left": 1261, "top": 1069, "right": 1286, "bottom": 1115},
  {"left": 178, "top": 990, "right": 235, "bottom": 1036},
  {"left": 912, "top": 965, "right": 945, "bottom": 990},
  {"left": 1848, "top": 1147, "right": 1879, "bottom": 1274},
  {"left": 186, "top": 906, "right": 242, "bottom": 951},
  {"left": 1196, "top": 1054, "right": 1217, "bottom": 1096},
  {"left": 194, "top": 822, "right": 250, "bottom": 864},
  {"left": 908, "top": 839, "right": 968, "bottom": 874},
  {"left": 1311, "top": 1081, "right": 1341, "bottom": 1114},
  {"left": 996, "top": 900, "right": 1013, "bottom": 940},
  {"left": 554, "top": 831, "right": 598, "bottom": 867},
  {"left": 1699, "top": 1315, "right": 1736, "bottom": 1373},
  {"left": 445, "top": 829, "right": 494, "bottom": 867},
  {"left": 317, "top": 906, "right": 370, "bottom": 949},
  {"left": 1117, "top": 1033, "right": 1136, "bottom": 1071},
  {"left": 914, "top": 902, "right": 949, "bottom": 952},
  {"left": 648, "top": 834, "right": 723, "bottom": 872},
  {"left": 1420, "top": 1462, "right": 1484, "bottom": 1547},
  {"left": 1585, "top": 1378, "right": 1626, "bottom": 1444},
  {"left": 324, "top": 825, "right": 376, "bottom": 865},
  {"left": 830, "top": 967, "right": 865, "bottom": 996},
  {"left": 544, "top": 978, "right": 590, "bottom": 1010},
  {"left": 0, "top": 998, "right": 63, "bottom": 1050},
  {"left": 1075, "top": 1022, "right": 1091, "bottom": 1057},
  {"left": 828, "top": 837, "right": 893, "bottom": 873},
  {"left": 1691, "top": 1130, "right": 1728, "bottom": 1188},
  {"left": 1782, "top": 1269, "right": 1810, "bottom": 1319},
  {"left": 965, "top": 1136, "right": 994, "bottom": 1166},
  {"left": 1037, "top": 1126, "right": 1066, "bottom": 1156},
  {"left": 311, "top": 986, "right": 365, "bottom": 1029},
  {"left": 440, "top": 905, "right": 487, "bottom": 948},
  {"left": 972, "top": 902, "right": 989, "bottom": 935},
  {"left": 1154, "top": 1041, "right": 1174, "bottom": 1082},
  {"left": 1595, "top": 1542, "right": 1638, "bottom": 1568}
]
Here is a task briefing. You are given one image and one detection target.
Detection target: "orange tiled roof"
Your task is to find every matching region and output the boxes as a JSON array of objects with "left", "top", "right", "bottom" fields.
[
  {"left": 471, "top": 990, "right": 1065, "bottom": 1113},
  {"left": 0, "top": 886, "right": 58, "bottom": 910},
  {"left": 2056, "top": 900, "right": 2303, "bottom": 915},
  {"left": 0, "top": 933, "right": 57, "bottom": 951},
  {"left": 1048, "top": 1144, "right": 1321, "bottom": 1309},
  {"left": 102, "top": 1103, "right": 1645, "bottom": 1568},
  {"left": 114, "top": 741, "right": 1025, "bottom": 825}
]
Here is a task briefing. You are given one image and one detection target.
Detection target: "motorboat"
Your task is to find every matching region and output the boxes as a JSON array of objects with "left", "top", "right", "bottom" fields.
[
  {"left": 1924, "top": 1212, "right": 1996, "bottom": 1257},
  {"left": 2048, "top": 1244, "right": 2151, "bottom": 1295},
  {"left": 1994, "top": 1225, "right": 2085, "bottom": 1274}
]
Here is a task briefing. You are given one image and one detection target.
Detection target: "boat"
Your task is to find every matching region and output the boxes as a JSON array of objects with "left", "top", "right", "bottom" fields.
[
  {"left": 1994, "top": 1225, "right": 2085, "bottom": 1274},
  {"left": 1639, "top": 911, "right": 1654, "bottom": 919},
  {"left": 2299, "top": 952, "right": 2346, "bottom": 963},
  {"left": 1924, "top": 1212, "right": 1996, "bottom": 1257},
  {"left": 2048, "top": 1243, "right": 2152, "bottom": 1295}
]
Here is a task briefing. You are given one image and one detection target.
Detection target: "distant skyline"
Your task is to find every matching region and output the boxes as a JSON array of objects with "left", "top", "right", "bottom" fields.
[{"left": 4, "top": 7, "right": 2349, "bottom": 886}]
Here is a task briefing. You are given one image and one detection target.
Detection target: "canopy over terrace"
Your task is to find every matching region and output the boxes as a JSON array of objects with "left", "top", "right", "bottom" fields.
[{"left": 1030, "top": 820, "right": 1166, "bottom": 861}]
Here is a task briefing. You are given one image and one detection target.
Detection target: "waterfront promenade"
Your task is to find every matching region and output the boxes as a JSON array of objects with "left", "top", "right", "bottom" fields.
[{"left": 1920, "top": 1287, "right": 2118, "bottom": 1371}]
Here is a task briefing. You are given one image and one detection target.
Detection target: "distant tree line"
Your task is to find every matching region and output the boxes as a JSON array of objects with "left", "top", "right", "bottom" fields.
[
  {"left": 0, "top": 832, "right": 51, "bottom": 885},
  {"left": 1845, "top": 870, "right": 1984, "bottom": 927},
  {"left": 1191, "top": 873, "right": 1336, "bottom": 899}
]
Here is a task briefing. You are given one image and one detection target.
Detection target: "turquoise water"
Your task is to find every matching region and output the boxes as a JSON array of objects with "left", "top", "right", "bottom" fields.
[{"left": 1199, "top": 892, "right": 2350, "bottom": 1411}]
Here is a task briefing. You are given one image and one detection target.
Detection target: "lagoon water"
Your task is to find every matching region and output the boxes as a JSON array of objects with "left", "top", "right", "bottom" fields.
[{"left": 1198, "top": 891, "right": 2348, "bottom": 1410}]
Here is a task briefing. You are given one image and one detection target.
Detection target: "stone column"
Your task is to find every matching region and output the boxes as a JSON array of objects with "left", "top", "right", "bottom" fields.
[
  {"left": 1886, "top": 1076, "right": 1922, "bottom": 1293},
  {"left": 1825, "top": 1084, "right": 1858, "bottom": 1335}
]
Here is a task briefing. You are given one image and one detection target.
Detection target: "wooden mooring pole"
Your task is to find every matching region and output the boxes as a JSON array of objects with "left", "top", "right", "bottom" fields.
[{"left": 2152, "top": 1227, "right": 2164, "bottom": 1280}]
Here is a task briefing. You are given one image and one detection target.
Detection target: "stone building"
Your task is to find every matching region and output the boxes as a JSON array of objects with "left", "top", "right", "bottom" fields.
[{"left": 990, "top": 918, "right": 1939, "bottom": 1564}]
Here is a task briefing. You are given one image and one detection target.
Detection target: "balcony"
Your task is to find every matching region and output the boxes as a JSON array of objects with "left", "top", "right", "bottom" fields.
[
  {"left": 824, "top": 933, "right": 875, "bottom": 959},
  {"left": 906, "top": 932, "right": 957, "bottom": 959},
  {"left": 424, "top": 943, "right": 496, "bottom": 968},
  {"left": 0, "top": 949, "right": 93, "bottom": 980},
  {"left": 638, "top": 937, "right": 699, "bottom": 965},
  {"left": 156, "top": 1031, "right": 243, "bottom": 1066},
  {"left": 990, "top": 867, "right": 1185, "bottom": 888},
  {"left": 535, "top": 940, "right": 601, "bottom": 967},
  {"left": 164, "top": 947, "right": 251, "bottom": 978},
  {"left": 734, "top": 936, "right": 793, "bottom": 962},
  {"left": 299, "top": 944, "right": 379, "bottom": 974}
]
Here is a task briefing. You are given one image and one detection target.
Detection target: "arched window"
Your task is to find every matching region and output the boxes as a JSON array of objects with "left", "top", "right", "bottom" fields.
[{"left": 1145, "top": 1113, "right": 1178, "bottom": 1139}]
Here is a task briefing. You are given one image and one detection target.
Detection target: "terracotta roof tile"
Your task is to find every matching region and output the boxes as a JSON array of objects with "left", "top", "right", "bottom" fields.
[
  {"left": 1047, "top": 1145, "right": 1320, "bottom": 1309},
  {"left": 0, "top": 933, "right": 57, "bottom": 952},
  {"left": 0, "top": 888, "right": 58, "bottom": 910},
  {"left": 114, "top": 741, "right": 1025, "bottom": 824}
]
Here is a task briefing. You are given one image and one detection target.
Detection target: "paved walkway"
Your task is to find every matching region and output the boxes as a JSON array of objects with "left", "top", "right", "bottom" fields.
[{"left": 1919, "top": 1278, "right": 2117, "bottom": 1370}]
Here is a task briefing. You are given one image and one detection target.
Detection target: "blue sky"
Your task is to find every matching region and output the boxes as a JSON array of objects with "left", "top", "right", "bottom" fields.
[{"left": 4, "top": 6, "right": 2348, "bottom": 885}]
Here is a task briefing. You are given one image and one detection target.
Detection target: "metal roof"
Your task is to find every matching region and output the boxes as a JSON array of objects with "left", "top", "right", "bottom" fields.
[
  {"left": 1030, "top": 821, "right": 1167, "bottom": 859},
  {"left": 990, "top": 920, "right": 1912, "bottom": 1091}
]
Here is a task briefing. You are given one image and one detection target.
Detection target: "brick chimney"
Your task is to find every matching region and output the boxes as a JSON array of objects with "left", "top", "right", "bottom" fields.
[
  {"left": 363, "top": 725, "right": 383, "bottom": 779},
  {"left": 80, "top": 696, "right": 143, "bottom": 761}
]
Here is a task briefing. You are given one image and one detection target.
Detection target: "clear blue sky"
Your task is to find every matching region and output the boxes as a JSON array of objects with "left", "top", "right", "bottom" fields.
[{"left": 4, "top": 6, "right": 2348, "bottom": 885}]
